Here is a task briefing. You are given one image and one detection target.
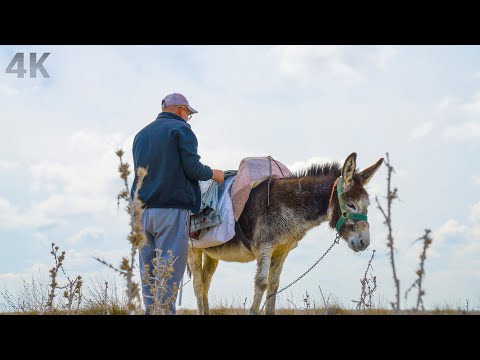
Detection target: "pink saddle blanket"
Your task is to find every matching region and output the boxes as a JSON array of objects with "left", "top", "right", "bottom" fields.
[{"left": 231, "top": 156, "right": 292, "bottom": 221}]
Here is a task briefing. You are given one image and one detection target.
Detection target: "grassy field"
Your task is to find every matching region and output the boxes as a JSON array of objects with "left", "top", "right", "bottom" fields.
[
  {"left": 3, "top": 307, "right": 479, "bottom": 315},
  {"left": 2, "top": 299, "right": 478, "bottom": 315},
  {"left": 2, "top": 268, "right": 477, "bottom": 315}
]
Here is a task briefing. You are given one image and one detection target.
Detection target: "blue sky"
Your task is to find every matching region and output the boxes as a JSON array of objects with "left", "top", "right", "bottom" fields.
[{"left": 1, "top": 45, "right": 479, "bottom": 311}]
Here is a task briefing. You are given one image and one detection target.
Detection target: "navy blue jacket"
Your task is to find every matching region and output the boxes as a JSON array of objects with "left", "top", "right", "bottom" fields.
[{"left": 131, "top": 112, "right": 213, "bottom": 213}]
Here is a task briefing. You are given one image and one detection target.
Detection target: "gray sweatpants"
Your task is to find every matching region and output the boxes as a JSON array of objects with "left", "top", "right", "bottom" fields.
[{"left": 139, "top": 208, "right": 190, "bottom": 315}]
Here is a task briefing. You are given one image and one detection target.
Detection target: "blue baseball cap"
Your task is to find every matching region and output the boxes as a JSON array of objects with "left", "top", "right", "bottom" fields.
[{"left": 161, "top": 93, "right": 198, "bottom": 114}]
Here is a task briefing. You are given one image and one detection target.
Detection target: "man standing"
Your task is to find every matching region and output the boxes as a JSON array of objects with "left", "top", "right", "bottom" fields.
[{"left": 131, "top": 93, "right": 224, "bottom": 314}]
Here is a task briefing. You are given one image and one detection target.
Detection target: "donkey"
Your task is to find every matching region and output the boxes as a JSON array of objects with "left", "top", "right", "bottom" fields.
[{"left": 187, "top": 152, "right": 384, "bottom": 315}]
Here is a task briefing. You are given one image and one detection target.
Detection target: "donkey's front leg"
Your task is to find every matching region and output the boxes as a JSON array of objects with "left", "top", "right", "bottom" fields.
[
  {"left": 250, "top": 245, "right": 273, "bottom": 315},
  {"left": 265, "top": 251, "right": 289, "bottom": 315}
]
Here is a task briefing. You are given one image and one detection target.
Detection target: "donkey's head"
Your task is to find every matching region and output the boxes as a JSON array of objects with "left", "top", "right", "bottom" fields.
[{"left": 328, "top": 152, "right": 383, "bottom": 252}]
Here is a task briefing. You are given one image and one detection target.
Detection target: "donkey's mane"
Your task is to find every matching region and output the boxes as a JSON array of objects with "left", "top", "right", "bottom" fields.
[{"left": 289, "top": 162, "right": 342, "bottom": 179}]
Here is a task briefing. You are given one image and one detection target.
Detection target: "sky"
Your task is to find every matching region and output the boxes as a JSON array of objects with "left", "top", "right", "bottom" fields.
[{"left": 0, "top": 45, "right": 479, "bottom": 312}]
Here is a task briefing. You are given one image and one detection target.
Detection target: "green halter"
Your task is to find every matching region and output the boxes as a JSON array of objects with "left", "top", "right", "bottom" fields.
[{"left": 335, "top": 177, "right": 368, "bottom": 232}]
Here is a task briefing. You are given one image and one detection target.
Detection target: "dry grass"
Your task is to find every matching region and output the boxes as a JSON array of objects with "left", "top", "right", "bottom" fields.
[
  {"left": 4, "top": 306, "right": 478, "bottom": 315},
  {"left": 82, "top": 275, "right": 129, "bottom": 315},
  {"left": 1, "top": 277, "right": 49, "bottom": 314},
  {"left": 3, "top": 286, "right": 479, "bottom": 315},
  {"left": 1, "top": 272, "right": 130, "bottom": 315},
  {"left": 174, "top": 307, "right": 480, "bottom": 315},
  {"left": 1, "top": 242, "right": 84, "bottom": 314}
]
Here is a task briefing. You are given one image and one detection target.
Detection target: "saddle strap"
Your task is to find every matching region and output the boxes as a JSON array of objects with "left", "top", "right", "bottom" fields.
[{"left": 235, "top": 221, "right": 252, "bottom": 251}]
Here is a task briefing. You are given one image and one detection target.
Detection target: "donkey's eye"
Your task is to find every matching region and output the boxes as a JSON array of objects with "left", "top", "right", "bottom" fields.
[{"left": 347, "top": 203, "right": 356, "bottom": 210}]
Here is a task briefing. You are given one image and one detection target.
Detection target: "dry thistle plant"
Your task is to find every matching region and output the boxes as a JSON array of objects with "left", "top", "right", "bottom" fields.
[
  {"left": 45, "top": 243, "right": 64, "bottom": 312},
  {"left": 142, "top": 249, "right": 177, "bottom": 315},
  {"left": 42, "top": 243, "right": 83, "bottom": 314},
  {"left": 375, "top": 152, "right": 400, "bottom": 311},
  {"left": 94, "top": 149, "right": 148, "bottom": 314},
  {"left": 352, "top": 250, "right": 377, "bottom": 311},
  {"left": 405, "top": 229, "right": 433, "bottom": 311},
  {"left": 62, "top": 275, "right": 83, "bottom": 315}
]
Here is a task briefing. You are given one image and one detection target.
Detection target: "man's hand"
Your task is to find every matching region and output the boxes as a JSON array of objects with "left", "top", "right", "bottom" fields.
[{"left": 211, "top": 169, "right": 225, "bottom": 183}]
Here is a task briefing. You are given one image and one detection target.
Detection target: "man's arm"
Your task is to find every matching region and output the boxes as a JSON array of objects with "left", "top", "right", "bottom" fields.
[{"left": 178, "top": 126, "right": 213, "bottom": 181}]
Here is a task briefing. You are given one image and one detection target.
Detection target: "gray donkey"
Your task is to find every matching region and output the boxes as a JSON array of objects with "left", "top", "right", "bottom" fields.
[{"left": 187, "top": 152, "right": 384, "bottom": 315}]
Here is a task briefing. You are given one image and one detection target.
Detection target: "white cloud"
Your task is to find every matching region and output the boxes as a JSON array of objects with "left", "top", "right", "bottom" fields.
[
  {"left": 468, "top": 92, "right": 480, "bottom": 109},
  {"left": 375, "top": 45, "right": 398, "bottom": 69},
  {"left": 440, "top": 93, "right": 480, "bottom": 141},
  {"left": 26, "top": 129, "right": 133, "bottom": 218},
  {"left": 68, "top": 227, "right": 104, "bottom": 245},
  {"left": 0, "top": 262, "right": 50, "bottom": 285},
  {"left": 287, "top": 156, "right": 333, "bottom": 174},
  {"left": 433, "top": 203, "right": 480, "bottom": 251},
  {"left": 0, "top": 129, "right": 133, "bottom": 229},
  {"left": 29, "top": 130, "right": 132, "bottom": 194},
  {"left": 440, "top": 92, "right": 480, "bottom": 114},
  {"left": 433, "top": 219, "right": 467, "bottom": 243},
  {"left": 32, "top": 232, "right": 51, "bottom": 248},
  {"left": 443, "top": 121, "right": 480, "bottom": 140},
  {"left": 200, "top": 146, "right": 274, "bottom": 174},
  {"left": 330, "top": 62, "right": 363, "bottom": 81},
  {"left": 272, "top": 45, "right": 395, "bottom": 85},
  {"left": 473, "top": 175, "right": 480, "bottom": 185},
  {"left": 0, "top": 82, "right": 20, "bottom": 96},
  {"left": 0, "top": 161, "right": 18, "bottom": 171},
  {"left": 32, "top": 193, "right": 108, "bottom": 217},
  {"left": 453, "top": 241, "right": 480, "bottom": 263},
  {"left": 409, "top": 120, "right": 435, "bottom": 140},
  {"left": 0, "top": 196, "right": 63, "bottom": 229},
  {"left": 438, "top": 96, "right": 462, "bottom": 111},
  {"left": 274, "top": 45, "right": 341, "bottom": 80},
  {"left": 470, "top": 201, "right": 480, "bottom": 223}
]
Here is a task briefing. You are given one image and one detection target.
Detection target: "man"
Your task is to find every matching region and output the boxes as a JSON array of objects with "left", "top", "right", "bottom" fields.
[{"left": 131, "top": 92, "right": 224, "bottom": 314}]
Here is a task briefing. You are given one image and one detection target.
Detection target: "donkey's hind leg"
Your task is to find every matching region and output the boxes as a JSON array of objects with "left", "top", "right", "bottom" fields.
[
  {"left": 202, "top": 254, "right": 219, "bottom": 315},
  {"left": 187, "top": 247, "right": 205, "bottom": 315},
  {"left": 250, "top": 245, "right": 273, "bottom": 315}
]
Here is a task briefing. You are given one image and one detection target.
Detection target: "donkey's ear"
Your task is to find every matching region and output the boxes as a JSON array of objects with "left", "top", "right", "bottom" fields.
[
  {"left": 342, "top": 152, "right": 357, "bottom": 190},
  {"left": 359, "top": 158, "right": 384, "bottom": 185}
]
